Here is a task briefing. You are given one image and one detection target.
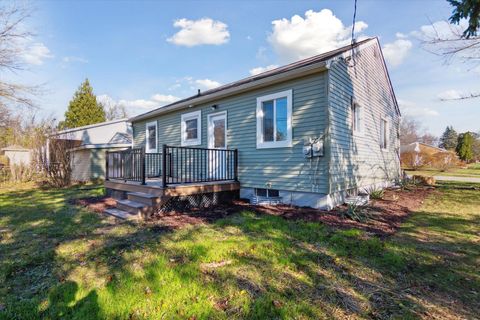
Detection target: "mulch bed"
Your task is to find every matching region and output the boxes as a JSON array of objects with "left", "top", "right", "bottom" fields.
[{"left": 71, "top": 187, "right": 434, "bottom": 236}]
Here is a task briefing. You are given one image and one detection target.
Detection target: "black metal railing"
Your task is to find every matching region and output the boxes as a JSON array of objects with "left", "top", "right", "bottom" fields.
[{"left": 106, "top": 145, "right": 238, "bottom": 187}]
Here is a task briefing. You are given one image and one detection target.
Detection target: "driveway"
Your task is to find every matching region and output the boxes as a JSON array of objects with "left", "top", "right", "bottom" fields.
[{"left": 433, "top": 175, "right": 480, "bottom": 183}]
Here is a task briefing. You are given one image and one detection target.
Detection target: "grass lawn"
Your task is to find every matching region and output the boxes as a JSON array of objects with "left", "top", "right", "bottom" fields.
[
  {"left": 405, "top": 163, "right": 480, "bottom": 178},
  {"left": 0, "top": 182, "right": 479, "bottom": 319}
]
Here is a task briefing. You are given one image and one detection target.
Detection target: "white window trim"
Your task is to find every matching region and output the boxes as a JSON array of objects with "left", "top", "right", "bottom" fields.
[
  {"left": 256, "top": 89, "right": 293, "bottom": 149},
  {"left": 145, "top": 121, "right": 157, "bottom": 153},
  {"left": 380, "top": 117, "right": 389, "bottom": 151},
  {"left": 181, "top": 110, "right": 201, "bottom": 146},
  {"left": 207, "top": 111, "right": 228, "bottom": 149},
  {"left": 351, "top": 99, "right": 364, "bottom": 137}
]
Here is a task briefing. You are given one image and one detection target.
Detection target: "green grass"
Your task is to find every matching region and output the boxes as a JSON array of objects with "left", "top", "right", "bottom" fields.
[
  {"left": 0, "top": 182, "right": 479, "bottom": 319},
  {"left": 405, "top": 162, "right": 480, "bottom": 178}
]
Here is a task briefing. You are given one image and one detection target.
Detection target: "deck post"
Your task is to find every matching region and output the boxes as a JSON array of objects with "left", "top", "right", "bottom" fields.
[
  {"left": 234, "top": 148, "right": 239, "bottom": 182},
  {"left": 141, "top": 147, "right": 146, "bottom": 185},
  {"left": 162, "top": 144, "right": 167, "bottom": 188},
  {"left": 105, "top": 150, "right": 109, "bottom": 181}
]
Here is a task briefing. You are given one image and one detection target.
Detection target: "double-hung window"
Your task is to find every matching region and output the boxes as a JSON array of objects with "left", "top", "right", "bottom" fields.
[
  {"left": 146, "top": 121, "right": 157, "bottom": 153},
  {"left": 380, "top": 118, "right": 389, "bottom": 150},
  {"left": 352, "top": 101, "right": 363, "bottom": 135},
  {"left": 256, "top": 89, "right": 293, "bottom": 148},
  {"left": 181, "top": 110, "right": 201, "bottom": 146}
]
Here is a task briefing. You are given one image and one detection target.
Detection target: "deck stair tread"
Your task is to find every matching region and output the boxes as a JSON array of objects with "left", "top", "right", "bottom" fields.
[
  {"left": 127, "top": 192, "right": 159, "bottom": 199},
  {"left": 116, "top": 199, "right": 147, "bottom": 208},
  {"left": 104, "top": 208, "right": 138, "bottom": 220}
]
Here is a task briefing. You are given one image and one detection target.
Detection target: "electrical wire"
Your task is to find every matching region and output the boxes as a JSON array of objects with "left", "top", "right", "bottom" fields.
[{"left": 349, "top": 0, "right": 358, "bottom": 67}]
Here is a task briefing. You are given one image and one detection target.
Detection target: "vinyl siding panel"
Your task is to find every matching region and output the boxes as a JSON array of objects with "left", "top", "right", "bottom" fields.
[
  {"left": 328, "top": 42, "right": 401, "bottom": 193},
  {"left": 133, "top": 73, "right": 329, "bottom": 193}
]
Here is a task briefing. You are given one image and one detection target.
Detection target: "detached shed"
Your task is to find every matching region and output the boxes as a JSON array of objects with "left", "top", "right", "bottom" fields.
[
  {"left": 1, "top": 145, "right": 32, "bottom": 166},
  {"left": 50, "top": 119, "right": 132, "bottom": 182}
]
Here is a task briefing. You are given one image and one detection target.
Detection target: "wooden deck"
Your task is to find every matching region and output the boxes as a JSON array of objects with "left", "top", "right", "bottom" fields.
[{"left": 105, "top": 179, "right": 240, "bottom": 197}]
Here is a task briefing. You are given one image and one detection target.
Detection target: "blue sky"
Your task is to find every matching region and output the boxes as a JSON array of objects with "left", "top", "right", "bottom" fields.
[{"left": 14, "top": 0, "right": 480, "bottom": 136}]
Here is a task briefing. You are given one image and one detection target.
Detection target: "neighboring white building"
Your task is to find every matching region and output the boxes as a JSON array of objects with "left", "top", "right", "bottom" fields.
[
  {"left": 50, "top": 119, "right": 132, "bottom": 181},
  {"left": 1, "top": 145, "right": 32, "bottom": 166}
]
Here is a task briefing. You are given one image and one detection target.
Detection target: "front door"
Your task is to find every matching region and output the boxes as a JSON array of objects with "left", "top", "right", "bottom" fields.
[{"left": 208, "top": 112, "right": 227, "bottom": 179}]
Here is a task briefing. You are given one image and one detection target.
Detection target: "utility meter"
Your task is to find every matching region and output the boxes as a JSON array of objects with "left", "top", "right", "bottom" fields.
[
  {"left": 312, "top": 140, "right": 324, "bottom": 157},
  {"left": 303, "top": 144, "right": 312, "bottom": 158}
]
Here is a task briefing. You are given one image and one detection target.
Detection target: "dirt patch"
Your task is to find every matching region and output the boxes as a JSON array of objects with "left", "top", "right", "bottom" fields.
[
  {"left": 70, "top": 196, "right": 116, "bottom": 213},
  {"left": 72, "top": 187, "right": 433, "bottom": 236}
]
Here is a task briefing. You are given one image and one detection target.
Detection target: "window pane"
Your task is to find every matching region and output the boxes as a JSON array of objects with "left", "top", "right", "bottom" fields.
[
  {"left": 276, "top": 97, "right": 288, "bottom": 141},
  {"left": 185, "top": 119, "right": 198, "bottom": 140},
  {"left": 383, "top": 120, "right": 388, "bottom": 148},
  {"left": 148, "top": 125, "right": 156, "bottom": 150},
  {"left": 255, "top": 188, "right": 267, "bottom": 197},
  {"left": 262, "top": 100, "right": 274, "bottom": 142},
  {"left": 213, "top": 119, "right": 225, "bottom": 148}
]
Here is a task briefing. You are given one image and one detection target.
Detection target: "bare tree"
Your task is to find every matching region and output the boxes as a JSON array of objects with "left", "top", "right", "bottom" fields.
[
  {"left": 0, "top": 2, "right": 38, "bottom": 108},
  {"left": 400, "top": 116, "right": 438, "bottom": 146},
  {"left": 420, "top": 0, "right": 480, "bottom": 100}
]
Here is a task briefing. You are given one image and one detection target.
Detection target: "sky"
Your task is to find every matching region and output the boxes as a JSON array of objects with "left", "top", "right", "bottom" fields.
[{"left": 9, "top": 0, "right": 480, "bottom": 136}]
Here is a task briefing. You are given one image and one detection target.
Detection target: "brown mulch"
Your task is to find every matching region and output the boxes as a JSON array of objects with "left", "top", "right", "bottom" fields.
[
  {"left": 70, "top": 196, "right": 117, "bottom": 213},
  {"left": 72, "top": 187, "right": 434, "bottom": 236}
]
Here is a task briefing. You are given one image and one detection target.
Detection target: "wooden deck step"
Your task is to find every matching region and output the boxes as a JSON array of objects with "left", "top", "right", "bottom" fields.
[
  {"left": 104, "top": 208, "right": 139, "bottom": 220},
  {"left": 127, "top": 192, "right": 161, "bottom": 206},
  {"left": 116, "top": 199, "right": 149, "bottom": 216}
]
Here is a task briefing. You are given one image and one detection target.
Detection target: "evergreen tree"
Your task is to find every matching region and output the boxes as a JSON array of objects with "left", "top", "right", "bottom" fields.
[
  {"left": 60, "top": 79, "right": 106, "bottom": 129},
  {"left": 456, "top": 132, "right": 474, "bottom": 162},
  {"left": 439, "top": 126, "right": 458, "bottom": 150}
]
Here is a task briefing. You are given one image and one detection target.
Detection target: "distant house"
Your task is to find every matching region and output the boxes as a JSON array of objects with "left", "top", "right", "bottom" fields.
[
  {"left": 50, "top": 119, "right": 132, "bottom": 181},
  {"left": 400, "top": 142, "right": 456, "bottom": 168},
  {"left": 104, "top": 37, "right": 401, "bottom": 215},
  {"left": 1, "top": 145, "right": 32, "bottom": 166}
]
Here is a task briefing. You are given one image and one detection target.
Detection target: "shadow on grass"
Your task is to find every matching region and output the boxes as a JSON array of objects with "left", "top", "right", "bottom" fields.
[{"left": 0, "top": 184, "right": 479, "bottom": 319}]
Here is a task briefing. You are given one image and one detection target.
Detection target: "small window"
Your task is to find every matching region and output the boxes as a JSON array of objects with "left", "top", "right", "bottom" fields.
[
  {"left": 181, "top": 111, "right": 201, "bottom": 146},
  {"left": 256, "top": 90, "right": 293, "bottom": 149},
  {"left": 146, "top": 121, "right": 157, "bottom": 153},
  {"left": 255, "top": 188, "right": 280, "bottom": 198},
  {"left": 352, "top": 102, "right": 363, "bottom": 134},
  {"left": 380, "top": 118, "right": 388, "bottom": 150}
]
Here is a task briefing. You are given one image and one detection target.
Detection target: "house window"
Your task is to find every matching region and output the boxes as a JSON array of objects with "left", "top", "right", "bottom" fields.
[
  {"left": 380, "top": 118, "right": 388, "bottom": 150},
  {"left": 146, "top": 121, "right": 157, "bottom": 153},
  {"left": 256, "top": 89, "right": 293, "bottom": 149},
  {"left": 181, "top": 111, "right": 201, "bottom": 146},
  {"left": 352, "top": 102, "right": 363, "bottom": 134},
  {"left": 255, "top": 188, "right": 280, "bottom": 198}
]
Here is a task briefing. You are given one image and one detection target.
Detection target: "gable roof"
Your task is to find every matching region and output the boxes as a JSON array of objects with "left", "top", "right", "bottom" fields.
[{"left": 131, "top": 37, "right": 399, "bottom": 122}]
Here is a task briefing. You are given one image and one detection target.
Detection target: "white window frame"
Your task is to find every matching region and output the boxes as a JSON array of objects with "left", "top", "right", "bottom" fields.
[
  {"left": 380, "top": 117, "right": 389, "bottom": 150},
  {"left": 256, "top": 89, "right": 293, "bottom": 149},
  {"left": 351, "top": 100, "right": 364, "bottom": 136},
  {"left": 145, "top": 121, "right": 157, "bottom": 153},
  {"left": 181, "top": 110, "right": 201, "bottom": 146}
]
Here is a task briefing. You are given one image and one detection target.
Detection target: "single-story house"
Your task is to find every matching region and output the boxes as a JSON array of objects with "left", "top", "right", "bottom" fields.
[
  {"left": 104, "top": 37, "right": 400, "bottom": 217},
  {"left": 1, "top": 145, "right": 32, "bottom": 166},
  {"left": 50, "top": 119, "right": 132, "bottom": 181}
]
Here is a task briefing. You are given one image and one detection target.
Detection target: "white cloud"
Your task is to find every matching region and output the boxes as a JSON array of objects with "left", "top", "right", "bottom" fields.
[
  {"left": 167, "top": 18, "right": 230, "bottom": 47},
  {"left": 195, "top": 79, "right": 221, "bottom": 90},
  {"left": 151, "top": 94, "right": 181, "bottom": 104},
  {"left": 99, "top": 93, "right": 180, "bottom": 112},
  {"left": 395, "top": 32, "right": 407, "bottom": 39},
  {"left": 382, "top": 36, "right": 412, "bottom": 67},
  {"left": 62, "top": 56, "right": 88, "bottom": 64},
  {"left": 268, "top": 9, "right": 368, "bottom": 62},
  {"left": 398, "top": 99, "right": 439, "bottom": 117},
  {"left": 249, "top": 64, "right": 279, "bottom": 76},
  {"left": 413, "top": 20, "right": 467, "bottom": 40},
  {"left": 437, "top": 89, "right": 464, "bottom": 100},
  {"left": 22, "top": 42, "right": 54, "bottom": 65}
]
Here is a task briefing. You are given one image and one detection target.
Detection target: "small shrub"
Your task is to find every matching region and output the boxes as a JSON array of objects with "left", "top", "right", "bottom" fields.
[
  {"left": 344, "top": 201, "right": 370, "bottom": 222},
  {"left": 368, "top": 188, "right": 384, "bottom": 200}
]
